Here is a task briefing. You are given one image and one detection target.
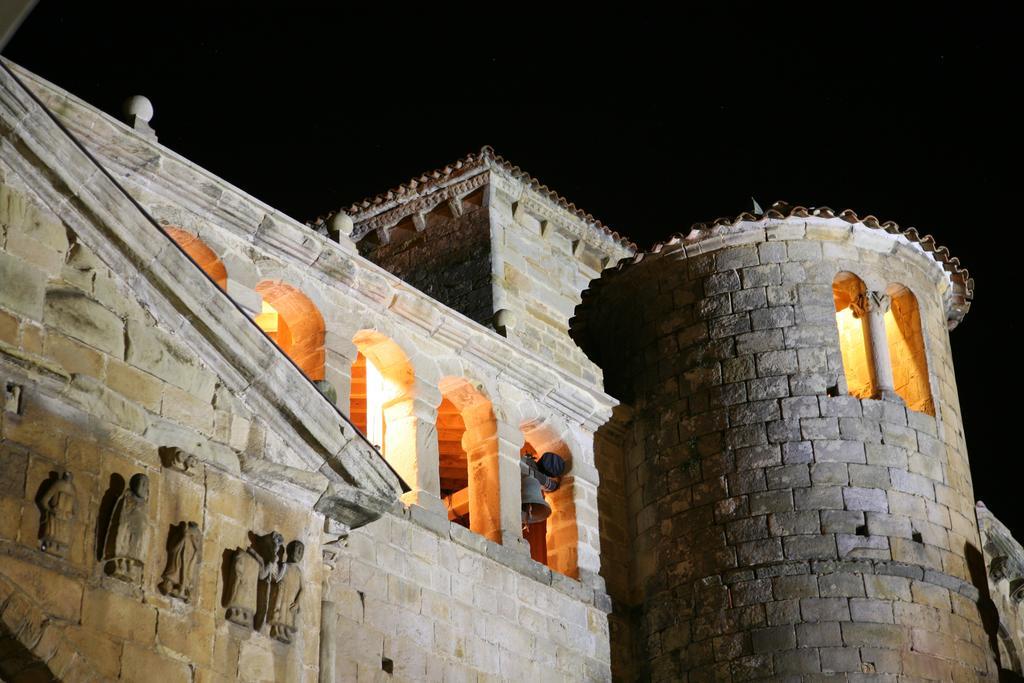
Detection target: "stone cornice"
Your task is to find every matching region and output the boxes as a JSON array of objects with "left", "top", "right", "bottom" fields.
[{"left": 6, "top": 60, "right": 618, "bottom": 434}]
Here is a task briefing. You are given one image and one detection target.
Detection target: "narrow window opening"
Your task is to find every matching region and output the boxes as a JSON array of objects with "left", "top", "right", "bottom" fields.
[
  {"left": 438, "top": 396, "right": 470, "bottom": 529},
  {"left": 884, "top": 284, "right": 935, "bottom": 415},
  {"left": 912, "top": 530, "right": 923, "bottom": 543},
  {"left": 350, "top": 331, "right": 414, "bottom": 476},
  {"left": 438, "top": 377, "right": 501, "bottom": 544},
  {"left": 381, "top": 657, "right": 393, "bottom": 675},
  {"left": 520, "top": 423, "right": 578, "bottom": 579},
  {"left": 855, "top": 524, "right": 869, "bottom": 537},
  {"left": 833, "top": 272, "right": 876, "bottom": 399},
  {"left": 254, "top": 281, "right": 325, "bottom": 380}
]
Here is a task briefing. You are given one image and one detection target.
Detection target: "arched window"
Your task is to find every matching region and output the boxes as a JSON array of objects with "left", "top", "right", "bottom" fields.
[
  {"left": 437, "top": 377, "right": 500, "bottom": 543},
  {"left": 253, "top": 281, "right": 325, "bottom": 380},
  {"left": 884, "top": 284, "right": 934, "bottom": 415},
  {"left": 521, "top": 421, "right": 577, "bottom": 579},
  {"left": 833, "top": 272, "right": 875, "bottom": 399},
  {"left": 350, "top": 331, "right": 414, "bottom": 463},
  {"left": 163, "top": 226, "right": 228, "bottom": 290}
]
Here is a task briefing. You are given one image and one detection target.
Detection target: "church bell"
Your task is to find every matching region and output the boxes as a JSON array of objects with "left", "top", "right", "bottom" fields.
[{"left": 521, "top": 475, "right": 551, "bottom": 524}]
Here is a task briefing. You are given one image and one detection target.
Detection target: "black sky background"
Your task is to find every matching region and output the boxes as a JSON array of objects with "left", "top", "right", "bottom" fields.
[{"left": 6, "top": 3, "right": 1019, "bottom": 532}]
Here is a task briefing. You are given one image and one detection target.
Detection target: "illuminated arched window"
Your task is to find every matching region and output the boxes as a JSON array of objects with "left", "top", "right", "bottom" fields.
[
  {"left": 350, "top": 331, "right": 414, "bottom": 461},
  {"left": 884, "top": 284, "right": 934, "bottom": 415},
  {"left": 833, "top": 272, "right": 876, "bottom": 399},
  {"left": 163, "top": 226, "right": 228, "bottom": 289},
  {"left": 521, "top": 422, "right": 577, "bottom": 579},
  {"left": 254, "top": 281, "right": 325, "bottom": 380},
  {"left": 437, "top": 377, "right": 500, "bottom": 543}
]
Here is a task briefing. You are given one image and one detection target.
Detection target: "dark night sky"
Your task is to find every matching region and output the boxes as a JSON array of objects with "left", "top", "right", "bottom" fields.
[{"left": 6, "top": 4, "right": 1019, "bottom": 531}]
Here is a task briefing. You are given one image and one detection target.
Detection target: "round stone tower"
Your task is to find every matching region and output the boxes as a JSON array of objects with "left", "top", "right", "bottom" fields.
[{"left": 572, "top": 203, "right": 995, "bottom": 681}]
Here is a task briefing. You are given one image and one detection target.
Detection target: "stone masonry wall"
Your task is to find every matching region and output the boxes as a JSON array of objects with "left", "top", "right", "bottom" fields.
[
  {"left": 486, "top": 176, "right": 633, "bottom": 387},
  {"left": 576, "top": 222, "right": 997, "bottom": 681},
  {"left": 357, "top": 197, "right": 495, "bottom": 327},
  {"left": 327, "top": 507, "right": 611, "bottom": 681}
]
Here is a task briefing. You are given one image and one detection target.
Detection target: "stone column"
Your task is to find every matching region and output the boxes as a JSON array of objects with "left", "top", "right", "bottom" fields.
[
  {"left": 495, "top": 419, "right": 530, "bottom": 554},
  {"left": 865, "top": 290, "right": 898, "bottom": 401},
  {"left": 318, "top": 600, "right": 336, "bottom": 683},
  {"left": 383, "top": 389, "right": 447, "bottom": 518}
]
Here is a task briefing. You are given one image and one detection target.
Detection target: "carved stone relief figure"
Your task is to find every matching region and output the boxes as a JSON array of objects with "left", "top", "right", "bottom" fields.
[
  {"left": 159, "top": 521, "right": 202, "bottom": 601},
  {"left": 37, "top": 471, "right": 76, "bottom": 557},
  {"left": 224, "top": 531, "right": 283, "bottom": 628},
  {"left": 102, "top": 473, "right": 150, "bottom": 584},
  {"left": 159, "top": 446, "right": 199, "bottom": 475},
  {"left": 269, "top": 540, "right": 304, "bottom": 643}
]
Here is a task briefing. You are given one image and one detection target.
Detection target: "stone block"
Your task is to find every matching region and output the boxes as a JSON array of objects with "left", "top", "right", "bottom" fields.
[
  {"left": 768, "top": 511, "right": 820, "bottom": 537},
  {"left": 910, "top": 581, "right": 951, "bottom": 611},
  {"left": 800, "top": 417, "right": 839, "bottom": 440},
  {"left": 796, "top": 621, "right": 842, "bottom": 647},
  {"left": 817, "top": 573, "right": 865, "bottom": 598},
  {"left": 726, "top": 517, "right": 769, "bottom": 544},
  {"left": 0, "top": 250, "right": 47, "bottom": 319},
  {"left": 732, "top": 288, "right": 767, "bottom": 313},
  {"left": 800, "top": 597, "right": 850, "bottom": 622},
  {"left": 774, "top": 647, "right": 821, "bottom": 674},
  {"left": 82, "top": 586, "right": 157, "bottom": 644},
  {"left": 840, "top": 622, "right": 906, "bottom": 648},
  {"left": 747, "top": 376, "right": 789, "bottom": 401},
  {"left": 889, "top": 469, "right": 935, "bottom": 500},
  {"left": 751, "top": 624, "right": 796, "bottom": 652},
  {"left": 773, "top": 574, "right": 819, "bottom": 600},
  {"left": 766, "top": 599, "right": 802, "bottom": 625},
  {"left": 849, "top": 598, "right": 894, "bottom": 623},
  {"left": 43, "top": 287, "right": 124, "bottom": 356},
  {"left": 756, "top": 350, "right": 799, "bottom": 376},
  {"left": 749, "top": 490, "right": 794, "bottom": 515},
  {"left": 810, "top": 463, "right": 848, "bottom": 486},
  {"left": 842, "top": 487, "right": 888, "bottom": 513},
  {"left": 819, "top": 646, "right": 862, "bottom": 673},
  {"left": 819, "top": 510, "right": 863, "bottom": 534},
  {"left": 782, "top": 441, "right": 813, "bottom": 465},
  {"left": 794, "top": 486, "right": 844, "bottom": 511},
  {"left": 783, "top": 534, "right": 837, "bottom": 560},
  {"left": 766, "top": 464, "right": 810, "bottom": 490},
  {"left": 813, "top": 440, "right": 865, "bottom": 464},
  {"left": 705, "top": 271, "right": 742, "bottom": 296},
  {"left": 780, "top": 397, "right": 820, "bottom": 420}
]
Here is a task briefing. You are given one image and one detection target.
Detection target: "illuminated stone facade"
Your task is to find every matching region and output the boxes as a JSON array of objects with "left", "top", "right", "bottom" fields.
[{"left": 0, "top": 55, "right": 1020, "bottom": 683}]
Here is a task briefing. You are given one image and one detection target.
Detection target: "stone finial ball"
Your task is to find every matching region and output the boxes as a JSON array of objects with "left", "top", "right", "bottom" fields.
[
  {"left": 331, "top": 212, "right": 354, "bottom": 237},
  {"left": 123, "top": 95, "right": 154, "bottom": 122}
]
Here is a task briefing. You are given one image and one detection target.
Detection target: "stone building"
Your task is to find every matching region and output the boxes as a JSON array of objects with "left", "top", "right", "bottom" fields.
[{"left": 0, "top": 56, "right": 1022, "bottom": 682}]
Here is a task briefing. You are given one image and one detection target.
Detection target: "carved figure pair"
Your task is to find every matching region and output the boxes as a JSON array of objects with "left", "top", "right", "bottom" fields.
[{"left": 225, "top": 531, "right": 304, "bottom": 643}]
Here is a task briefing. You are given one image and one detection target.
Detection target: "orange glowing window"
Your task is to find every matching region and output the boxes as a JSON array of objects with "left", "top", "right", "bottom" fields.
[
  {"left": 521, "top": 422, "right": 577, "bottom": 579},
  {"left": 884, "top": 284, "right": 934, "bottom": 415},
  {"left": 438, "top": 378, "right": 500, "bottom": 544},
  {"left": 163, "top": 226, "right": 228, "bottom": 290},
  {"left": 254, "top": 282, "right": 325, "bottom": 381},
  {"left": 833, "top": 272, "right": 876, "bottom": 399},
  {"left": 350, "top": 332, "right": 414, "bottom": 484}
]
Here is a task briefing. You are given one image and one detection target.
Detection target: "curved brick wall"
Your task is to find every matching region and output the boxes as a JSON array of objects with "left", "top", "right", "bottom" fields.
[{"left": 574, "top": 221, "right": 997, "bottom": 681}]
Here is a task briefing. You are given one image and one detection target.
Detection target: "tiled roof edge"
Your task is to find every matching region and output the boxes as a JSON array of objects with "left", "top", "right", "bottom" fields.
[
  {"left": 572, "top": 201, "right": 973, "bottom": 332},
  {"left": 308, "top": 146, "right": 636, "bottom": 250}
]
